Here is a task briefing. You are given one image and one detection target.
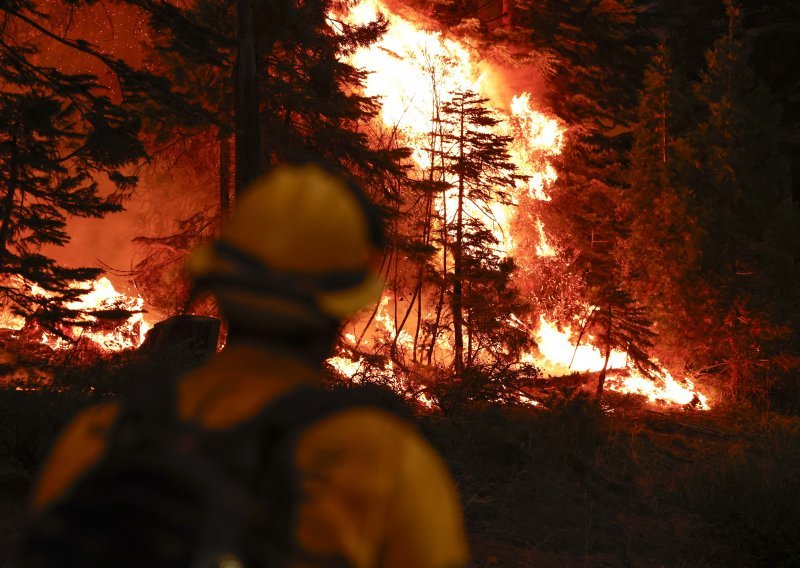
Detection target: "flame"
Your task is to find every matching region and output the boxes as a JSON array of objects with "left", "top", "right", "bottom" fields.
[
  {"left": 1, "top": 277, "right": 151, "bottom": 354},
  {"left": 507, "top": 92, "right": 562, "bottom": 203},
  {"left": 345, "top": 1, "right": 481, "bottom": 169},
  {"left": 343, "top": 1, "right": 559, "bottom": 258},
  {"left": 329, "top": 0, "right": 708, "bottom": 408},
  {"left": 0, "top": 310, "right": 25, "bottom": 332},
  {"left": 531, "top": 315, "right": 708, "bottom": 408},
  {"left": 330, "top": 0, "right": 712, "bottom": 409},
  {"left": 534, "top": 220, "right": 556, "bottom": 257},
  {"left": 606, "top": 368, "right": 709, "bottom": 409},
  {"left": 532, "top": 315, "right": 629, "bottom": 374}
]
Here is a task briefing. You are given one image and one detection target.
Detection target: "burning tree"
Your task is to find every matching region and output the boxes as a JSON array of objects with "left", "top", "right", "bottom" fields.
[
  {"left": 429, "top": 89, "right": 529, "bottom": 374},
  {"left": 321, "top": 0, "right": 713, "bottom": 409}
]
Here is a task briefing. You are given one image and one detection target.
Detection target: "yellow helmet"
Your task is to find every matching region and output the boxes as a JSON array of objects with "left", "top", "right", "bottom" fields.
[{"left": 187, "top": 163, "right": 385, "bottom": 327}]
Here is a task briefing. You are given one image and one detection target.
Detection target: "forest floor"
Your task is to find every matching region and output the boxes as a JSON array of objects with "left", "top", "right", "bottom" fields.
[{"left": 0, "top": 387, "right": 799, "bottom": 567}]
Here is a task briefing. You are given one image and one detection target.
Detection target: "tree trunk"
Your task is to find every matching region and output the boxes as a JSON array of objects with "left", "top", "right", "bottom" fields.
[
  {"left": 427, "top": 124, "right": 449, "bottom": 366},
  {"left": 569, "top": 307, "right": 596, "bottom": 369},
  {"left": 596, "top": 308, "right": 613, "bottom": 399},
  {"left": 389, "top": 220, "right": 401, "bottom": 362},
  {"left": 413, "top": 282, "right": 423, "bottom": 363},
  {"left": 451, "top": 100, "right": 466, "bottom": 377},
  {"left": 354, "top": 249, "right": 393, "bottom": 349},
  {"left": 501, "top": 0, "right": 513, "bottom": 26},
  {"left": 412, "top": 193, "right": 433, "bottom": 362},
  {"left": 218, "top": 129, "right": 231, "bottom": 216},
  {"left": 427, "top": 197, "right": 447, "bottom": 366},
  {"left": 393, "top": 281, "right": 421, "bottom": 360},
  {"left": 234, "top": 0, "right": 261, "bottom": 193}
]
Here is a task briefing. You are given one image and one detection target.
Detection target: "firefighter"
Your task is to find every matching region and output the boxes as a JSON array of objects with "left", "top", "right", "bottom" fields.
[{"left": 29, "top": 163, "right": 469, "bottom": 567}]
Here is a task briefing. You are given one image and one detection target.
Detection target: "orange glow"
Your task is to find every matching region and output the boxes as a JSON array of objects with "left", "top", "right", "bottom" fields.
[
  {"left": 606, "top": 368, "right": 709, "bottom": 409},
  {"left": 344, "top": 0, "right": 481, "bottom": 169},
  {"left": 507, "top": 92, "right": 562, "bottom": 202}
]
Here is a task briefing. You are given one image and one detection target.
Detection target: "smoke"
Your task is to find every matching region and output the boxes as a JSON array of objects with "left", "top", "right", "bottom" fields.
[{"left": 47, "top": 200, "right": 149, "bottom": 293}]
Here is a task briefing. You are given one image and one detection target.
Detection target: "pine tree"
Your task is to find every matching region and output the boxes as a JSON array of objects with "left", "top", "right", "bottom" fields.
[
  {"left": 590, "top": 286, "right": 655, "bottom": 398},
  {"left": 146, "top": 0, "right": 411, "bottom": 198},
  {"left": 127, "top": 0, "right": 410, "bottom": 316},
  {"left": 689, "top": 1, "right": 799, "bottom": 395},
  {"left": 621, "top": 44, "right": 700, "bottom": 367},
  {"left": 252, "top": 0, "right": 407, "bottom": 180},
  {"left": 432, "top": 90, "right": 528, "bottom": 374},
  {"left": 0, "top": 2, "right": 147, "bottom": 324}
]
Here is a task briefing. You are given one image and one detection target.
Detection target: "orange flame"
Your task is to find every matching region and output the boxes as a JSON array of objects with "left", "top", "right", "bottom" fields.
[
  {"left": 530, "top": 316, "right": 709, "bottom": 408},
  {"left": 1, "top": 277, "right": 151, "bottom": 354},
  {"left": 331, "top": 0, "right": 711, "bottom": 409}
]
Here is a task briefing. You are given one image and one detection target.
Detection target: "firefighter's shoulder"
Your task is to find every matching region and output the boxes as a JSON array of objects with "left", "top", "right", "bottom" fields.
[
  {"left": 294, "top": 406, "right": 470, "bottom": 568},
  {"left": 32, "top": 401, "right": 121, "bottom": 511}
]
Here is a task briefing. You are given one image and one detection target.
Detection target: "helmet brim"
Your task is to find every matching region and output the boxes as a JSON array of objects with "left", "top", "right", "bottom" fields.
[
  {"left": 317, "top": 273, "right": 384, "bottom": 318},
  {"left": 187, "top": 244, "right": 384, "bottom": 320}
]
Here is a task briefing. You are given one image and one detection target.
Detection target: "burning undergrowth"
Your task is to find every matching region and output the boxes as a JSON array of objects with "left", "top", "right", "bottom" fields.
[{"left": 0, "top": 277, "right": 150, "bottom": 388}]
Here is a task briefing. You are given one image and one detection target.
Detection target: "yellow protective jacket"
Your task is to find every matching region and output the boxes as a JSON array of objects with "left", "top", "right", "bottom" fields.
[{"left": 32, "top": 343, "right": 469, "bottom": 568}]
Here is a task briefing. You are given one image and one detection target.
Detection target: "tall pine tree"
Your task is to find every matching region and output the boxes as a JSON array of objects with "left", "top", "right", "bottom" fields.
[
  {"left": 411, "top": 90, "right": 531, "bottom": 383},
  {"left": 621, "top": 44, "right": 700, "bottom": 369},
  {"left": 127, "top": 0, "right": 410, "bottom": 315}
]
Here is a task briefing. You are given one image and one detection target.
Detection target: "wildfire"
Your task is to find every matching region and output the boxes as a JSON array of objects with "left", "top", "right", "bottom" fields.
[
  {"left": 1, "top": 0, "right": 711, "bottom": 410},
  {"left": 0, "top": 277, "right": 151, "bottom": 354},
  {"left": 531, "top": 316, "right": 709, "bottom": 408},
  {"left": 331, "top": 0, "right": 712, "bottom": 409}
]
